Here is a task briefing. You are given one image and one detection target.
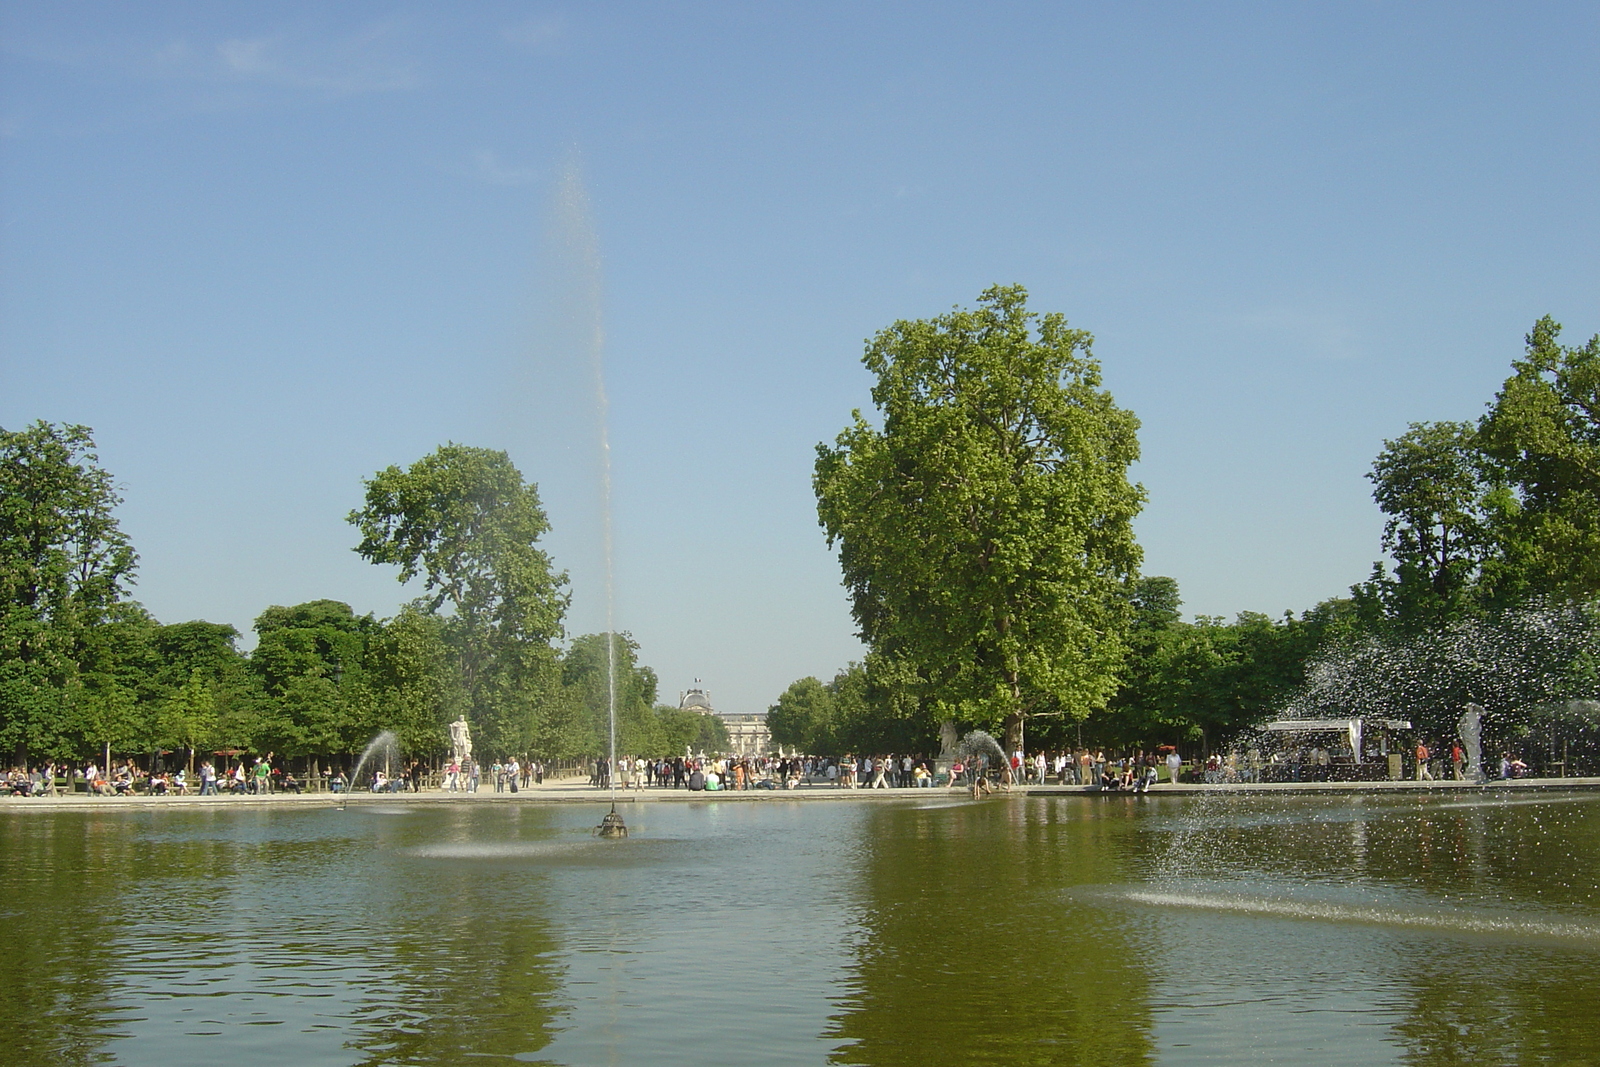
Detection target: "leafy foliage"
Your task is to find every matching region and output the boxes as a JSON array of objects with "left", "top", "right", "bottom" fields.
[
  {"left": 815, "top": 286, "right": 1144, "bottom": 750},
  {"left": 350, "top": 444, "right": 569, "bottom": 757},
  {"left": 0, "top": 422, "right": 138, "bottom": 760},
  {"left": 1477, "top": 316, "right": 1600, "bottom": 603}
]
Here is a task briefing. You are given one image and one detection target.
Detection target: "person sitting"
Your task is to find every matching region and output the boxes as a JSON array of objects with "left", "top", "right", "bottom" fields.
[
  {"left": 329, "top": 771, "right": 346, "bottom": 794},
  {"left": 280, "top": 772, "right": 302, "bottom": 794},
  {"left": 1100, "top": 767, "right": 1122, "bottom": 791}
]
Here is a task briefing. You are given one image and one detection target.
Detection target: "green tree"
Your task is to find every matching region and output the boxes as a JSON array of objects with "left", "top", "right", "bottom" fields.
[
  {"left": 1099, "top": 581, "right": 1361, "bottom": 751},
  {"left": 650, "top": 704, "right": 731, "bottom": 755},
  {"left": 1357, "top": 421, "right": 1506, "bottom": 630},
  {"left": 0, "top": 422, "right": 138, "bottom": 761},
  {"left": 155, "top": 669, "right": 219, "bottom": 773},
  {"left": 560, "top": 632, "right": 660, "bottom": 757},
  {"left": 350, "top": 444, "right": 568, "bottom": 755},
  {"left": 815, "top": 286, "right": 1145, "bottom": 752},
  {"left": 1477, "top": 316, "right": 1600, "bottom": 602},
  {"left": 366, "top": 606, "right": 460, "bottom": 757},
  {"left": 248, "top": 600, "right": 380, "bottom": 757},
  {"left": 767, "top": 676, "right": 835, "bottom": 753}
]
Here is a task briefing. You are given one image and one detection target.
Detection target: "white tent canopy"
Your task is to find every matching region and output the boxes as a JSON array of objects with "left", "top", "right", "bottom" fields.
[{"left": 1262, "top": 718, "right": 1413, "bottom": 762}]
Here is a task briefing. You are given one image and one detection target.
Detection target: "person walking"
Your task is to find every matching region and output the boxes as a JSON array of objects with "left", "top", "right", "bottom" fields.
[
  {"left": 1451, "top": 742, "right": 1464, "bottom": 781},
  {"left": 1415, "top": 741, "right": 1434, "bottom": 782}
]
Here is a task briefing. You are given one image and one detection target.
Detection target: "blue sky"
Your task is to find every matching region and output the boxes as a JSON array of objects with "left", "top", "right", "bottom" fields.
[{"left": 3, "top": 2, "right": 1597, "bottom": 715}]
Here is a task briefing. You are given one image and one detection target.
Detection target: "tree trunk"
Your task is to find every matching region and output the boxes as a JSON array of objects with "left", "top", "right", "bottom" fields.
[
  {"left": 1003, "top": 711, "right": 1024, "bottom": 757},
  {"left": 1002, "top": 666, "right": 1024, "bottom": 756}
]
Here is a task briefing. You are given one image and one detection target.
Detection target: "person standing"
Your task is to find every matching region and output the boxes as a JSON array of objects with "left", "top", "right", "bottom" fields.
[
  {"left": 1451, "top": 742, "right": 1464, "bottom": 781},
  {"left": 1415, "top": 741, "right": 1433, "bottom": 782}
]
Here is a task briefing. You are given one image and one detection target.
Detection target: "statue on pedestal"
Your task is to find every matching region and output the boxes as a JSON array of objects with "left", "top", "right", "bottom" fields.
[{"left": 449, "top": 717, "right": 473, "bottom": 766}]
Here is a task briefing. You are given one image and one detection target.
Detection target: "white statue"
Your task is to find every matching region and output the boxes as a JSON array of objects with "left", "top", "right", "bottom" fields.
[{"left": 449, "top": 717, "right": 473, "bottom": 765}]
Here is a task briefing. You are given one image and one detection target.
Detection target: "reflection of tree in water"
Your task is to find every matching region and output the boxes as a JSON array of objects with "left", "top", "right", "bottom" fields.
[
  {"left": 1384, "top": 801, "right": 1600, "bottom": 1066},
  {"left": 344, "top": 896, "right": 566, "bottom": 1066},
  {"left": 826, "top": 800, "right": 1155, "bottom": 1066},
  {"left": 343, "top": 819, "right": 567, "bottom": 1065},
  {"left": 0, "top": 812, "right": 237, "bottom": 1063},
  {"left": 1391, "top": 958, "right": 1597, "bottom": 1066}
]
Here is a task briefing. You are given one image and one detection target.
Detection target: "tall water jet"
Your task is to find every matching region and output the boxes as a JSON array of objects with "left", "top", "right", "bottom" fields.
[
  {"left": 1459, "top": 703, "right": 1484, "bottom": 781},
  {"left": 555, "top": 158, "right": 625, "bottom": 838}
]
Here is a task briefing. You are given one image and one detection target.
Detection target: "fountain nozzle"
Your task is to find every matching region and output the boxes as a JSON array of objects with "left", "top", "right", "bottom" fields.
[{"left": 595, "top": 803, "right": 628, "bottom": 839}]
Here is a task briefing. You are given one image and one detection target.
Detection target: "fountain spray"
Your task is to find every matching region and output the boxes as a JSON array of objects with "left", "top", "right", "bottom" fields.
[{"left": 556, "top": 158, "right": 626, "bottom": 839}]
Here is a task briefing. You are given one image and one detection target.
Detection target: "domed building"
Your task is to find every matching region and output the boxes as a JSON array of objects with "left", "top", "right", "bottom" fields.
[
  {"left": 679, "top": 682, "right": 772, "bottom": 757},
  {"left": 679, "top": 685, "right": 715, "bottom": 715}
]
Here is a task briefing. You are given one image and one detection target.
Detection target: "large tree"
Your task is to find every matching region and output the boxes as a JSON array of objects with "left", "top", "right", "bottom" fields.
[
  {"left": 814, "top": 285, "right": 1145, "bottom": 752},
  {"left": 350, "top": 444, "right": 568, "bottom": 756},
  {"left": 1356, "top": 420, "right": 1506, "bottom": 631},
  {"left": 1477, "top": 316, "right": 1600, "bottom": 603},
  {"left": 0, "top": 422, "right": 138, "bottom": 761}
]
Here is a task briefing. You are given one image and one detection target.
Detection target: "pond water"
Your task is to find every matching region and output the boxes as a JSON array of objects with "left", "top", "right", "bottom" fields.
[{"left": 4, "top": 791, "right": 1598, "bottom": 1065}]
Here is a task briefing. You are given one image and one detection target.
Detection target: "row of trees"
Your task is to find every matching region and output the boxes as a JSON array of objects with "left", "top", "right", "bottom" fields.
[
  {"left": 773, "top": 292, "right": 1600, "bottom": 758},
  {"left": 0, "top": 424, "right": 722, "bottom": 768},
  {"left": 11, "top": 302, "right": 1597, "bottom": 766}
]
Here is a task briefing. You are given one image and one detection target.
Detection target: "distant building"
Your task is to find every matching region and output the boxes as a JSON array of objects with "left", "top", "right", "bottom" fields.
[
  {"left": 722, "top": 713, "right": 772, "bottom": 758},
  {"left": 678, "top": 683, "right": 772, "bottom": 756}
]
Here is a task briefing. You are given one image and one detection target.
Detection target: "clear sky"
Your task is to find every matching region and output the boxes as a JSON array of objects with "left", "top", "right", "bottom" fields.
[{"left": 3, "top": 2, "right": 1597, "bottom": 716}]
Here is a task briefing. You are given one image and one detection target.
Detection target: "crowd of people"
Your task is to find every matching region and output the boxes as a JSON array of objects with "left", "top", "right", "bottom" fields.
[
  {"left": 1, "top": 741, "right": 1549, "bottom": 799},
  {"left": 572, "top": 751, "right": 1188, "bottom": 792}
]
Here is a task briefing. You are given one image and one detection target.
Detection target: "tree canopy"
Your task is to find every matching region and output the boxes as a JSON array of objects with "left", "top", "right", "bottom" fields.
[
  {"left": 350, "top": 444, "right": 569, "bottom": 755},
  {"left": 0, "top": 422, "right": 138, "bottom": 761},
  {"left": 815, "top": 285, "right": 1144, "bottom": 751}
]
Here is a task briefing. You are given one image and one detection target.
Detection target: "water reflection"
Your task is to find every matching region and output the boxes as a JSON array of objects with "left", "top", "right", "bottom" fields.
[
  {"left": 826, "top": 798, "right": 1156, "bottom": 1066},
  {"left": 1120, "top": 791, "right": 1600, "bottom": 1064},
  {"left": 1, "top": 813, "right": 142, "bottom": 1063},
  {"left": 3, "top": 792, "right": 1597, "bottom": 1066},
  {"left": 2, "top": 807, "right": 569, "bottom": 1066}
]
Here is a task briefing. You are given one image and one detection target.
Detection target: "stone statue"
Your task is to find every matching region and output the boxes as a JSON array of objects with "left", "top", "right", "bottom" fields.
[
  {"left": 938, "top": 720, "right": 959, "bottom": 759},
  {"left": 449, "top": 717, "right": 473, "bottom": 765}
]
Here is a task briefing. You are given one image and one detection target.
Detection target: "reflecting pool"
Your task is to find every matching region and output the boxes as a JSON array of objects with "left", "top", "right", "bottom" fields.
[{"left": 4, "top": 791, "right": 1597, "bottom": 1065}]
